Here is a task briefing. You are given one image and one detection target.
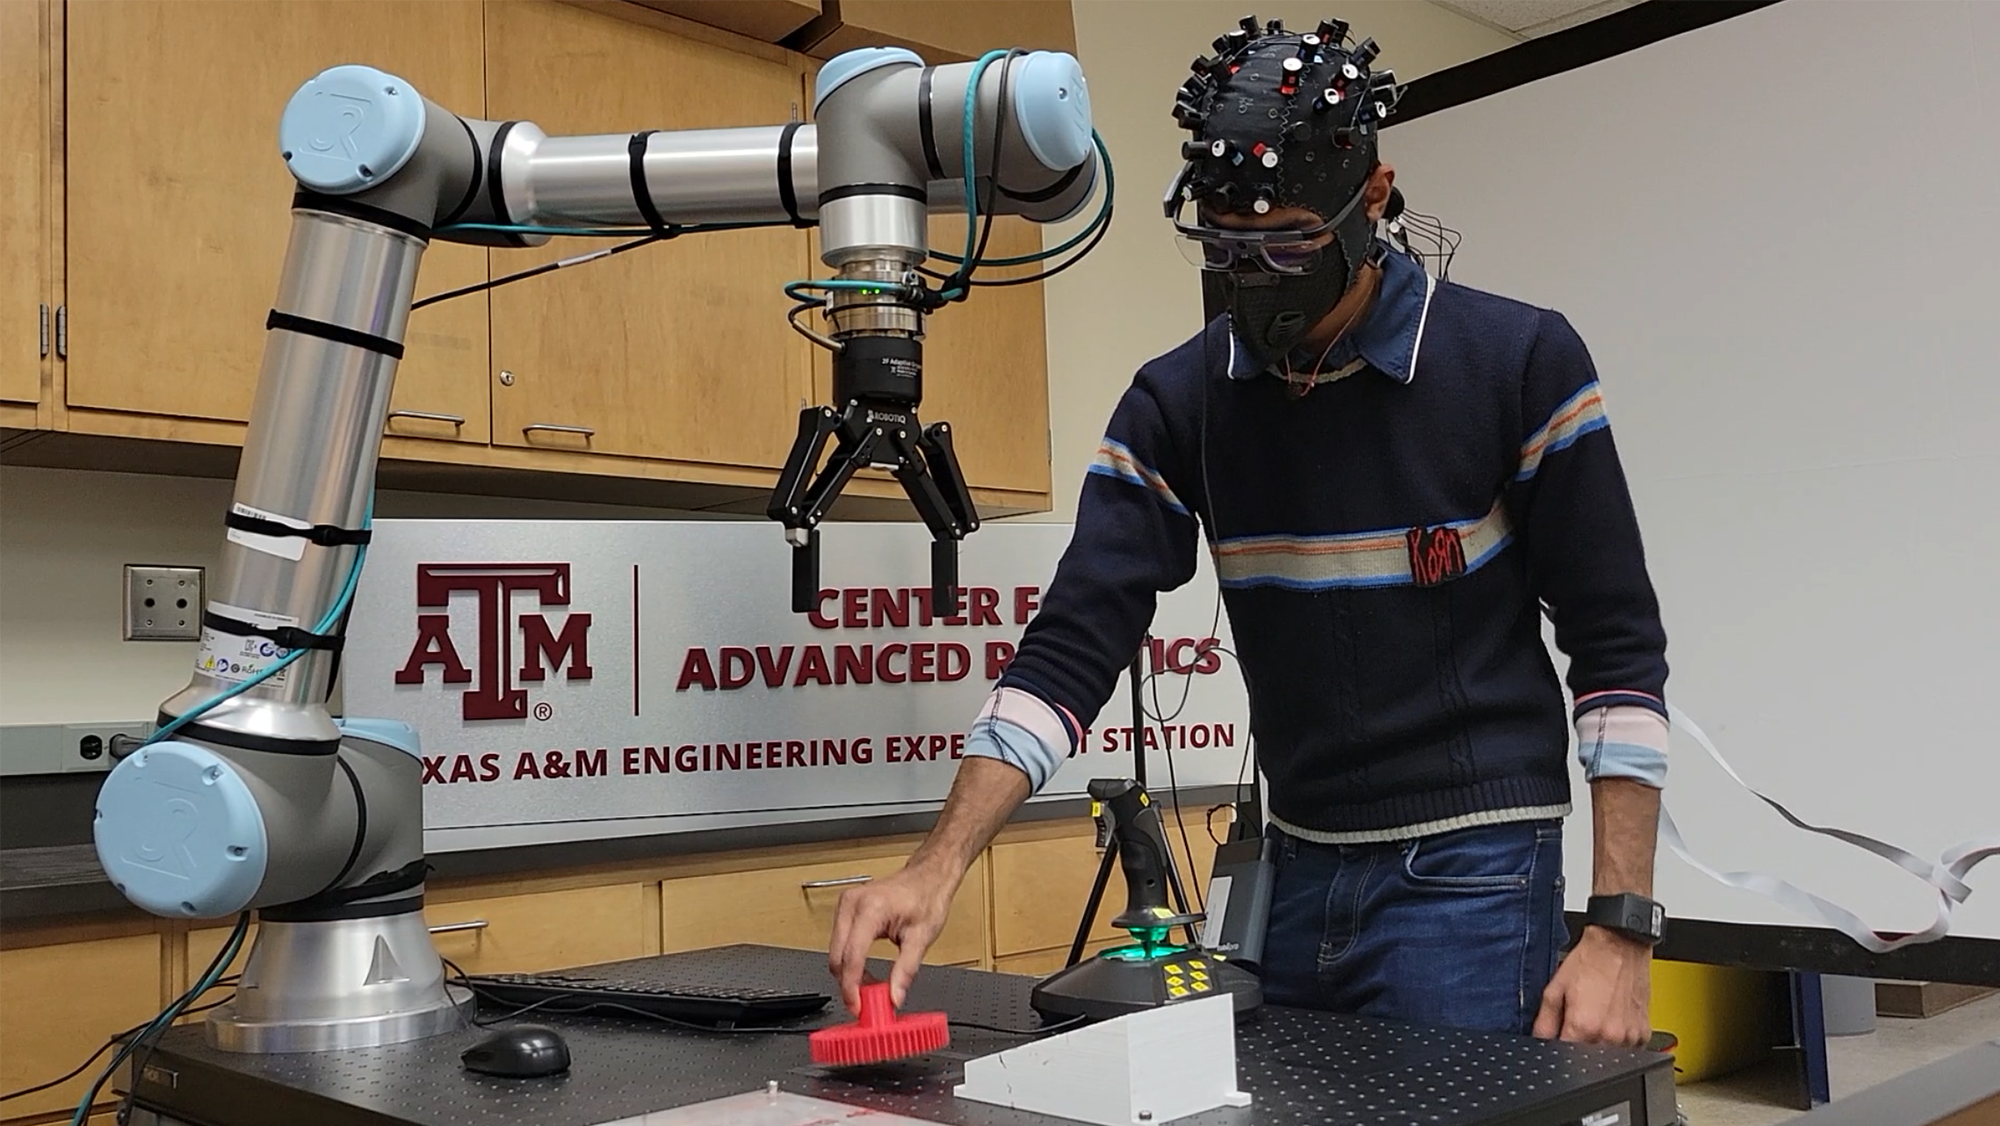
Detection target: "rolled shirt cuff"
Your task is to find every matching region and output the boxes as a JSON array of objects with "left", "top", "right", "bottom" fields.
[
  {"left": 961, "top": 686, "right": 1077, "bottom": 794},
  {"left": 1575, "top": 702, "right": 1668, "bottom": 788}
]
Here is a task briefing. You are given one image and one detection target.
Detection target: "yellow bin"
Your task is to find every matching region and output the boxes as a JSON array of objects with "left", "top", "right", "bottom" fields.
[{"left": 1647, "top": 959, "right": 1782, "bottom": 1083}]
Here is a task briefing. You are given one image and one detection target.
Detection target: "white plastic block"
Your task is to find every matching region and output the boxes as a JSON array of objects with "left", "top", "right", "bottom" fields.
[
  {"left": 592, "top": 1088, "right": 942, "bottom": 1125},
  {"left": 953, "top": 995, "right": 1250, "bottom": 1126}
]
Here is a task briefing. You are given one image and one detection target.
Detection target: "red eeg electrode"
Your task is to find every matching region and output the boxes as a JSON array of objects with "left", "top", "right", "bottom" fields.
[{"left": 808, "top": 982, "right": 949, "bottom": 1066}]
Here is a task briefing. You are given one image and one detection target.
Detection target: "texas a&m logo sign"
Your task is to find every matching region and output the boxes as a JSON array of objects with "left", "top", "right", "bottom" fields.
[{"left": 394, "top": 563, "right": 593, "bottom": 720}]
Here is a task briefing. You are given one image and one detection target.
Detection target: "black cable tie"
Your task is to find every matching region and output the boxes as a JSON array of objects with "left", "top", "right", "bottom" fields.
[
  {"left": 486, "top": 121, "right": 519, "bottom": 226},
  {"left": 202, "top": 610, "right": 344, "bottom": 653},
  {"left": 258, "top": 857, "right": 430, "bottom": 922},
  {"left": 777, "top": 120, "right": 813, "bottom": 229},
  {"left": 225, "top": 508, "right": 372, "bottom": 547},
  {"left": 917, "top": 67, "right": 946, "bottom": 181},
  {"left": 437, "top": 114, "right": 486, "bottom": 228},
  {"left": 628, "top": 130, "right": 677, "bottom": 236},
  {"left": 290, "top": 191, "right": 434, "bottom": 243},
  {"left": 266, "top": 310, "right": 405, "bottom": 361},
  {"left": 326, "top": 756, "right": 369, "bottom": 890}
]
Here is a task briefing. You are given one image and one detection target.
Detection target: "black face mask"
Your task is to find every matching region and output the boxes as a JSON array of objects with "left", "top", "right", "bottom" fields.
[{"left": 1218, "top": 194, "right": 1373, "bottom": 373}]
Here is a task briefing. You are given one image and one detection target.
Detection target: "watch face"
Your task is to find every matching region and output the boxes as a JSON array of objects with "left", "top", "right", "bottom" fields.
[{"left": 1591, "top": 895, "right": 1664, "bottom": 942}]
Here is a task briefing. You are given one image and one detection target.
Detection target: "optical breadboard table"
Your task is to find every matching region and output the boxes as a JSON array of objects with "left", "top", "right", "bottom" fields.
[{"left": 126, "top": 945, "right": 1675, "bottom": 1126}]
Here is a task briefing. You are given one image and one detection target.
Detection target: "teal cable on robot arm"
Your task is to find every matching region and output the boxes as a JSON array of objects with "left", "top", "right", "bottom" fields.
[{"left": 146, "top": 494, "right": 375, "bottom": 747}]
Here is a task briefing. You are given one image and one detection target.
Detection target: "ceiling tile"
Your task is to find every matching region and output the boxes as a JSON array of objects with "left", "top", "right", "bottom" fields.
[
  {"left": 1430, "top": 0, "right": 1596, "bottom": 34},
  {"left": 1520, "top": 0, "right": 1632, "bottom": 37}
]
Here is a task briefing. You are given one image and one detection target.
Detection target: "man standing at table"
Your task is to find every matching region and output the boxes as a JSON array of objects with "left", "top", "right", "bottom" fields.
[{"left": 830, "top": 15, "right": 1669, "bottom": 1045}]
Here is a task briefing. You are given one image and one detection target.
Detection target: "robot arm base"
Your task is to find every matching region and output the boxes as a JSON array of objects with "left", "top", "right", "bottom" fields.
[{"left": 94, "top": 721, "right": 427, "bottom": 919}]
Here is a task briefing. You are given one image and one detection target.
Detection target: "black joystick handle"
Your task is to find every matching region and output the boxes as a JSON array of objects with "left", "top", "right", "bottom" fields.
[{"left": 1088, "top": 779, "right": 1201, "bottom": 932}]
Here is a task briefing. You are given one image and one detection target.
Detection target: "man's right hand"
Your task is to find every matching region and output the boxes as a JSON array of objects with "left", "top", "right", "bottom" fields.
[
  {"left": 827, "top": 860, "right": 959, "bottom": 1013},
  {"left": 826, "top": 755, "right": 1036, "bottom": 1011}
]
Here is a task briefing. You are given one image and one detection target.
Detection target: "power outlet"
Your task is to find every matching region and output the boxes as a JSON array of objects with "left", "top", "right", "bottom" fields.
[
  {"left": 125, "top": 565, "right": 205, "bottom": 641},
  {"left": 61, "top": 722, "right": 154, "bottom": 773}
]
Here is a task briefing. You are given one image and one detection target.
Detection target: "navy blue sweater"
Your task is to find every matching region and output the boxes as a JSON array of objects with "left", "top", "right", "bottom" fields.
[{"left": 1001, "top": 250, "right": 1669, "bottom": 837}]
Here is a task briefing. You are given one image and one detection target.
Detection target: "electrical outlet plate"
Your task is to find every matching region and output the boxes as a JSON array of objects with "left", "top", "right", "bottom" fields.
[
  {"left": 62, "top": 722, "right": 154, "bottom": 773},
  {"left": 125, "top": 565, "right": 205, "bottom": 641},
  {"left": 0, "top": 720, "right": 152, "bottom": 775}
]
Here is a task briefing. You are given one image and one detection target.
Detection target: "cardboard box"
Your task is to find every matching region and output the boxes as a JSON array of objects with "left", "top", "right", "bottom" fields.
[{"left": 1875, "top": 981, "right": 1999, "bottom": 1019}]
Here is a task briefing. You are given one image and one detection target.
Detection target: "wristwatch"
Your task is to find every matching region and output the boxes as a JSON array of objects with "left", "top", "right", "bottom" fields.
[{"left": 1585, "top": 893, "right": 1666, "bottom": 946}]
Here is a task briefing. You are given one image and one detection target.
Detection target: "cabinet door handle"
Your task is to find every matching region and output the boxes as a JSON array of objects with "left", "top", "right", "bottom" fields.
[
  {"left": 388, "top": 410, "right": 466, "bottom": 427},
  {"left": 523, "top": 423, "right": 595, "bottom": 437},
  {"left": 427, "top": 919, "right": 490, "bottom": 935},
  {"left": 800, "top": 875, "right": 873, "bottom": 890}
]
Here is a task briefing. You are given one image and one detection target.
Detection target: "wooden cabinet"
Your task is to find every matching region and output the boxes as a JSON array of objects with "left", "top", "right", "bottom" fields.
[
  {"left": 0, "top": 930, "right": 162, "bottom": 1119},
  {"left": 61, "top": 0, "right": 492, "bottom": 442},
  {"left": 919, "top": 215, "right": 1053, "bottom": 496},
  {"left": 992, "top": 822, "right": 1123, "bottom": 956},
  {"left": 0, "top": 809, "right": 1218, "bottom": 1122},
  {"left": 1, "top": 0, "right": 50, "bottom": 411},
  {"left": 188, "top": 883, "right": 655, "bottom": 986},
  {"left": 184, "top": 885, "right": 651, "bottom": 1001},
  {"left": 660, "top": 849, "right": 989, "bottom": 966},
  {"left": 630, "top": 0, "right": 821, "bottom": 44},
  {"left": 991, "top": 810, "right": 1222, "bottom": 962},
  {"left": 17, "top": 0, "right": 1053, "bottom": 513},
  {"left": 185, "top": 921, "right": 259, "bottom": 994},
  {"left": 485, "top": 1, "right": 816, "bottom": 471},
  {"left": 425, "top": 883, "right": 652, "bottom": 975},
  {"left": 804, "top": 1, "right": 1077, "bottom": 63},
  {"left": 992, "top": 939, "right": 1121, "bottom": 978}
]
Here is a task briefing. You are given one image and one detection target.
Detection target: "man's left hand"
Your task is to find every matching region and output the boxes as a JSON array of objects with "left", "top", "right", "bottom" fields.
[{"left": 1533, "top": 925, "right": 1652, "bottom": 1046}]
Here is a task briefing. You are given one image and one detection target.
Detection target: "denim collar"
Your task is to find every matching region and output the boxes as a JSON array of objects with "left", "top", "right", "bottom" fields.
[{"left": 1225, "top": 243, "right": 1436, "bottom": 385}]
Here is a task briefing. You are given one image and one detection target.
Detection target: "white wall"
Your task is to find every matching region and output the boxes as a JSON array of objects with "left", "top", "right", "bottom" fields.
[
  {"left": 1381, "top": 0, "right": 2000, "bottom": 940},
  {"left": 0, "top": 2, "right": 1512, "bottom": 728},
  {"left": 0, "top": 466, "right": 704, "bottom": 725},
  {"left": 1033, "top": 0, "right": 1515, "bottom": 522}
]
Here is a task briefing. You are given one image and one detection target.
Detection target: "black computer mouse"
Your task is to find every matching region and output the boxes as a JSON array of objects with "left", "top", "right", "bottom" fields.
[{"left": 461, "top": 1025, "right": 572, "bottom": 1078}]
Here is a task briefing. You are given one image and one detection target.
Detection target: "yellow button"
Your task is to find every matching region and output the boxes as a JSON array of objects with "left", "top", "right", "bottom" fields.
[
  {"left": 1212, "top": 953, "right": 1227, "bottom": 961},
  {"left": 1192, "top": 981, "right": 1212, "bottom": 992},
  {"left": 1166, "top": 976, "right": 1185, "bottom": 987},
  {"left": 1191, "top": 971, "right": 1209, "bottom": 982},
  {"left": 1163, "top": 964, "right": 1182, "bottom": 975},
  {"left": 1168, "top": 986, "right": 1189, "bottom": 998}
]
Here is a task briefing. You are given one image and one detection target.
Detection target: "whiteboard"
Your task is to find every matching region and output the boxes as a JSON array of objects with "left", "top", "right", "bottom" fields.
[{"left": 1382, "top": 0, "right": 2000, "bottom": 941}]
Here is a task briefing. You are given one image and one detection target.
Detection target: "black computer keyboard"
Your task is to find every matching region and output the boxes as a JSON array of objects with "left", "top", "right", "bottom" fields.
[{"left": 466, "top": 972, "right": 831, "bottom": 1025}]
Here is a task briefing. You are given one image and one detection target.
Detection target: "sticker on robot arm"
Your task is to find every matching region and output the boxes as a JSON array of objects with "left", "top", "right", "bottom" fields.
[
  {"left": 227, "top": 503, "right": 311, "bottom": 561},
  {"left": 196, "top": 601, "right": 300, "bottom": 690}
]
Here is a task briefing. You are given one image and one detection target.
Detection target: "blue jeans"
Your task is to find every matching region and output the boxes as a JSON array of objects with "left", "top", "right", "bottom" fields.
[{"left": 1261, "top": 819, "right": 1567, "bottom": 1034}]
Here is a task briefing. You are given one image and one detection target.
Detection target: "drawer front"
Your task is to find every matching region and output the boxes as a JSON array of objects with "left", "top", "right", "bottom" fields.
[
  {"left": 185, "top": 920, "right": 258, "bottom": 993},
  {"left": 992, "top": 810, "right": 1224, "bottom": 958},
  {"left": 661, "top": 854, "right": 987, "bottom": 967},
  {"left": 426, "top": 884, "right": 651, "bottom": 975},
  {"left": 992, "top": 826, "right": 1121, "bottom": 957},
  {"left": 991, "top": 940, "right": 1123, "bottom": 979},
  {"left": 0, "top": 933, "right": 162, "bottom": 1118}
]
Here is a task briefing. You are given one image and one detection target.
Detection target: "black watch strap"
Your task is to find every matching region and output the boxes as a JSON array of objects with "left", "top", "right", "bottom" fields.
[{"left": 1586, "top": 893, "right": 1666, "bottom": 945}]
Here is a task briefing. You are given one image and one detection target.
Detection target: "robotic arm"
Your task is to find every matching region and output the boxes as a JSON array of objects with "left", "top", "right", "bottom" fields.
[
  {"left": 294, "top": 47, "right": 1099, "bottom": 610},
  {"left": 92, "top": 47, "right": 1099, "bottom": 1054}
]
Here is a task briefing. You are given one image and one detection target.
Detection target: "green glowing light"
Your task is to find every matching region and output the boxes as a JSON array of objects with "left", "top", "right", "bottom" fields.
[{"left": 1097, "top": 925, "right": 1190, "bottom": 962}]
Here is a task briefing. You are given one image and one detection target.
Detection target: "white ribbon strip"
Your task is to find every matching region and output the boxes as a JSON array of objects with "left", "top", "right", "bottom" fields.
[{"left": 1662, "top": 702, "right": 2000, "bottom": 954}]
